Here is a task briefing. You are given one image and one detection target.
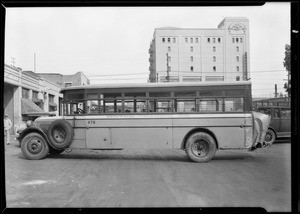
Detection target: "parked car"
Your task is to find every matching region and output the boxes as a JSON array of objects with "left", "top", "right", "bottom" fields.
[{"left": 257, "top": 107, "right": 291, "bottom": 144}]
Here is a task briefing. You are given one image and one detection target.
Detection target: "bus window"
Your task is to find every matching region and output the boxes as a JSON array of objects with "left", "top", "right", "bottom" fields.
[
  {"left": 174, "top": 91, "right": 196, "bottom": 97},
  {"left": 86, "top": 100, "right": 99, "bottom": 114},
  {"left": 124, "top": 100, "right": 147, "bottom": 113},
  {"left": 104, "top": 100, "right": 122, "bottom": 113},
  {"left": 224, "top": 98, "right": 244, "bottom": 112},
  {"left": 199, "top": 99, "right": 223, "bottom": 112},
  {"left": 149, "top": 92, "right": 171, "bottom": 98},
  {"left": 125, "top": 92, "right": 146, "bottom": 98},
  {"left": 103, "top": 93, "right": 122, "bottom": 98},
  {"left": 148, "top": 99, "right": 172, "bottom": 112},
  {"left": 64, "top": 102, "right": 85, "bottom": 115},
  {"left": 176, "top": 100, "right": 196, "bottom": 112}
]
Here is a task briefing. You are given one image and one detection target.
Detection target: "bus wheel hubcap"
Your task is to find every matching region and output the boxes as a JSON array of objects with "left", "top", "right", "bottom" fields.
[
  {"left": 192, "top": 140, "right": 209, "bottom": 157},
  {"left": 28, "top": 139, "right": 43, "bottom": 154}
]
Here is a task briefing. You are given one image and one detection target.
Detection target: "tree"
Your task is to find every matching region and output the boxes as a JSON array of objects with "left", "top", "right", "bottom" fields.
[{"left": 283, "top": 44, "right": 291, "bottom": 97}]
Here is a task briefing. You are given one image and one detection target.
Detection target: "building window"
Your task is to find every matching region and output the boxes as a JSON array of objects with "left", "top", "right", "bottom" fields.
[
  {"left": 173, "top": 38, "right": 176, "bottom": 43},
  {"left": 240, "top": 38, "right": 243, "bottom": 43},
  {"left": 213, "top": 66, "right": 216, "bottom": 72},
  {"left": 236, "top": 76, "right": 240, "bottom": 81},
  {"left": 32, "top": 91, "right": 38, "bottom": 99},
  {"left": 218, "top": 38, "right": 221, "bottom": 43},
  {"left": 190, "top": 46, "right": 193, "bottom": 52},
  {"left": 22, "top": 88, "right": 30, "bottom": 99},
  {"left": 232, "top": 38, "right": 235, "bottom": 43},
  {"left": 207, "top": 38, "right": 210, "bottom": 43},
  {"left": 213, "top": 38, "right": 216, "bottom": 43},
  {"left": 190, "top": 38, "right": 193, "bottom": 43},
  {"left": 213, "top": 56, "right": 216, "bottom": 62},
  {"left": 196, "top": 38, "right": 199, "bottom": 43},
  {"left": 237, "top": 66, "right": 240, "bottom": 72},
  {"left": 236, "top": 38, "right": 239, "bottom": 43},
  {"left": 236, "top": 46, "right": 239, "bottom": 52},
  {"left": 236, "top": 56, "right": 239, "bottom": 62},
  {"left": 191, "top": 66, "right": 194, "bottom": 72},
  {"left": 49, "top": 94, "right": 54, "bottom": 103},
  {"left": 190, "top": 56, "right": 193, "bottom": 62},
  {"left": 162, "top": 38, "right": 165, "bottom": 43},
  {"left": 168, "top": 38, "right": 171, "bottom": 43},
  {"left": 213, "top": 46, "right": 216, "bottom": 52},
  {"left": 168, "top": 46, "right": 171, "bottom": 52},
  {"left": 185, "top": 38, "right": 188, "bottom": 43}
]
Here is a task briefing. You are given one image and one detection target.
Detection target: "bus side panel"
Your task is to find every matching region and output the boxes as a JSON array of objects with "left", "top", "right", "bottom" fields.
[
  {"left": 68, "top": 128, "right": 86, "bottom": 149},
  {"left": 111, "top": 127, "right": 172, "bottom": 149},
  {"left": 83, "top": 117, "right": 173, "bottom": 149},
  {"left": 172, "top": 127, "right": 245, "bottom": 149},
  {"left": 172, "top": 115, "right": 247, "bottom": 149}
]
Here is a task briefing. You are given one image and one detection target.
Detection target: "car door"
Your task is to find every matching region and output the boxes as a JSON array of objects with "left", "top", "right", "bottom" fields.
[
  {"left": 279, "top": 108, "right": 291, "bottom": 135},
  {"left": 270, "top": 108, "right": 280, "bottom": 132}
]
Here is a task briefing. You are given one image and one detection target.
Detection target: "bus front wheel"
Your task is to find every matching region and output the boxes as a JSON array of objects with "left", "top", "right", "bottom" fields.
[
  {"left": 185, "top": 132, "right": 217, "bottom": 163},
  {"left": 21, "top": 132, "right": 49, "bottom": 160}
]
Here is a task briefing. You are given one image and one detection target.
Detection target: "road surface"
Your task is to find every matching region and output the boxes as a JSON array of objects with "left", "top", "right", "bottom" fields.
[{"left": 4, "top": 138, "right": 291, "bottom": 211}]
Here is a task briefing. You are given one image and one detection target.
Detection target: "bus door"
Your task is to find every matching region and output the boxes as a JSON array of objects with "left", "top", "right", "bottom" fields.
[{"left": 85, "top": 119, "right": 112, "bottom": 149}]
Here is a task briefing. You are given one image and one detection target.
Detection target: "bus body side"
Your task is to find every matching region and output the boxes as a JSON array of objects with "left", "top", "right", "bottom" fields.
[{"left": 32, "top": 113, "right": 258, "bottom": 151}]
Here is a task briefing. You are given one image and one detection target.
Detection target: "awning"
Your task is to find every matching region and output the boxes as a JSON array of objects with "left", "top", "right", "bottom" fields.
[
  {"left": 49, "top": 102, "right": 57, "bottom": 107},
  {"left": 32, "top": 98, "right": 44, "bottom": 104},
  {"left": 21, "top": 98, "right": 50, "bottom": 116}
]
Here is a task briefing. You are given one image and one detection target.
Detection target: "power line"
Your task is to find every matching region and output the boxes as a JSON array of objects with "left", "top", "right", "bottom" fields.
[{"left": 86, "top": 69, "right": 287, "bottom": 78}]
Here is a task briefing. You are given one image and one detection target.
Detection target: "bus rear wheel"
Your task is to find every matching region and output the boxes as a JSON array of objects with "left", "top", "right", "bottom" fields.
[
  {"left": 21, "top": 132, "right": 49, "bottom": 160},
  {"left": 185, "top": 132, "right": 216, "bottom": 163}
]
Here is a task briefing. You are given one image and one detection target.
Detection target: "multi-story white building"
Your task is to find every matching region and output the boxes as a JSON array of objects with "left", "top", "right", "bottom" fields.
[{"left": 148, "top": 17, "right": 250, "bottom": 83}]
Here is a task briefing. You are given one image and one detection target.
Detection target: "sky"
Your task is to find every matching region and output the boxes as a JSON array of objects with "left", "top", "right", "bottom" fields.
[{"left": 4, "top": 3, "right": 291, "bottom": 98}]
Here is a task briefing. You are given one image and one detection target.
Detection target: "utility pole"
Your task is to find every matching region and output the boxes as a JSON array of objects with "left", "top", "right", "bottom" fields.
[
  {"left": 166, "top": 53, "right": 170, "bottom": 82},
  {"left": 11, "top": 57, "right": 15, "bottom": 67},
  {"left": 34, "top": 53, "right": 36, "bottom": 72},
  {"left": 275, "top": 84, "right": 278, "bottom": 98}
]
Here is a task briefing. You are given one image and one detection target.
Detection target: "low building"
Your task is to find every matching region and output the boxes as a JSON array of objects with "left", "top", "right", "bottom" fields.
[
  {"left": 4, "top": 64, "right": 62, "bottom": 134},
  {"left": 37, "top": 71, "right": 90, "bottom": 87}
]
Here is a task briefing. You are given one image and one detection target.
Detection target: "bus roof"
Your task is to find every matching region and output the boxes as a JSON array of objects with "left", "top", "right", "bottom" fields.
[{"left": 60, "top": 81, "right": 252, "bottom": 93}]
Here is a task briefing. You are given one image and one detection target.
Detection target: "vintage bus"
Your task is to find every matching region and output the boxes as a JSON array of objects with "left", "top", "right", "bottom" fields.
[{"left": 17, "top": 81, "right": 271, "bottom": 162}]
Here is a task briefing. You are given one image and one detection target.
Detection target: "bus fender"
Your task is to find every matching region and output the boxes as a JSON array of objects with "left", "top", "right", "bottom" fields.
[
  {"left": 17, "top": 126, "right": 50, "bottom": 145},
  {"left": 47, "top": 119, "right": 75, "bottom": 149},
  {"left": 181, "top": 128, "right": 219, "bottom": 150}
]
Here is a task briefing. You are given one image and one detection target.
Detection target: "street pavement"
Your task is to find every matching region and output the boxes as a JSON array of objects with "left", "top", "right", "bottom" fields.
[{"left": 4, "top": 136, "right": 291, "bottom": 211}]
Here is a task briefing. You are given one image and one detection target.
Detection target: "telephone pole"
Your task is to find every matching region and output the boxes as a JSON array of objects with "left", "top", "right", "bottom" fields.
[
  {"left": 166, "top": 53, "right": 170, "bottom": 82},
  {"left": 11, "top": 57, "right": 15, "bottom": 67}
]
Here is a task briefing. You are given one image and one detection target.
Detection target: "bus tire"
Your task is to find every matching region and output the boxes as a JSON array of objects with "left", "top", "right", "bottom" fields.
[
  {"left": 47, "top": 120, "right": 74, "bottom": 149},
  {"left": 264, "top": 128, "right": 276, "bottom": 144},
  {"left": 21, "top": 132, "right": 49, "bottom": 160},
  {"left": 48, "top": 146, "right": 65, "bottom": 155},
  {"left": 185, "top": 132, "right": 216, "bottom": 163}
]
